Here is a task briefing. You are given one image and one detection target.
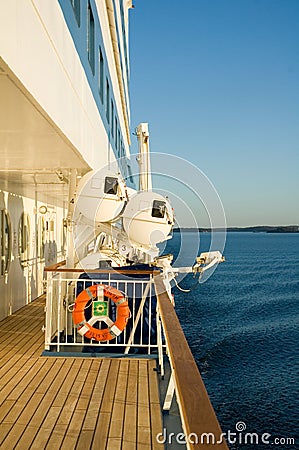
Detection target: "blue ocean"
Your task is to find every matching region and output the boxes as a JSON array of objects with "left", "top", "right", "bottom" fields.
[{"left": 164, "top": 232, "right": 298, "bottom": 449}]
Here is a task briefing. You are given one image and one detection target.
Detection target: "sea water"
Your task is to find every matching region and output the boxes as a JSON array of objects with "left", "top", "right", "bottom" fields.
[{"left": 164, "top": 232, "right": 298, "bottom": 449}]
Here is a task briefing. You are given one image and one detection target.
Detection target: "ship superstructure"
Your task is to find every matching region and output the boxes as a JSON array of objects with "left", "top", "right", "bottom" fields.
[{"left": 0, "top": 0, "right": 135, "bottom": 320}]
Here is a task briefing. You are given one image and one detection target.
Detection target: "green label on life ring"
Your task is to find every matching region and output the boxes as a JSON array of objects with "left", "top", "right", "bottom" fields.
[{"left": 93, "top": 300, "right": 108, "bottom": 317}]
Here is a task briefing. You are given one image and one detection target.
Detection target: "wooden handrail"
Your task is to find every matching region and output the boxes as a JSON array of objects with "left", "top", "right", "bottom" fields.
[
  {"left": 154, "top": 275, "right": 228, "bottom": 449},
  {"left": 44, "top": 260, "right": 67, "bottom": 271},
  {"left": 44, "top": 260, "right": 160, "bottom": 275}
]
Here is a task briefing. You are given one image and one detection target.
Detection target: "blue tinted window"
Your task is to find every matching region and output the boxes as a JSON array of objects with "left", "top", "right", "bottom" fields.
[
  {"left": 99, "top": 47, "right": 104, "bottom": 102},
  {"left": 106, "top": 78, "right": 110, "bottom": 123},
  {"left": 87, "top": 2, "right": 95, "bottom": 74},
  {"left": 71, "top": 0, "right": 80, "bottom": 26}
]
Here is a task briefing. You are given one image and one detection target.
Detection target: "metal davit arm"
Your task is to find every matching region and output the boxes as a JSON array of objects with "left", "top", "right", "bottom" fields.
[
  {"left": 136, "top": 123, "right": 152, "bottom": 192},
  {"left": 154, "top": 274, "right": 229, "bottom": 450}
]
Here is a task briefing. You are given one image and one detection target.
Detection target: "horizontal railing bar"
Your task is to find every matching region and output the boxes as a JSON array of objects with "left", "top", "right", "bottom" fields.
[
  {"left": 44, "top": 343, "right": 166, "bottom": 347},
  {"left": 45, "top": 260, "right": 160, "bottom": 275},
  {"left": 154, "top": 275, "right": 228, "bottom": 450}
]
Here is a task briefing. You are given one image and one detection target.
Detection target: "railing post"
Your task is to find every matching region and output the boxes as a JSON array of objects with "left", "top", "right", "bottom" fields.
[
  {"left": 163, "top": 373, "right": 175, "bottom": 411},
  {"left": 156, "top": 304, "right": 164, "bottom": 378},
  {"left": 124, "top": 280, "right": 151, "bottom": 354},
  {"left": 44, "top": 269, "right": 53, "bottom": 350}
]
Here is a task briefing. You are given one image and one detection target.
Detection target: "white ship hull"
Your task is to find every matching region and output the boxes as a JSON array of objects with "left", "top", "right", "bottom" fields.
[{"left": 0, "top": 0, "right": 133, "bottom": 320}]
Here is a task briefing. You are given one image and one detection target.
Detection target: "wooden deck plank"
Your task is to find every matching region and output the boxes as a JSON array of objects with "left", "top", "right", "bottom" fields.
[
  {"left": 74, "top": 430, "right": 94, "bottom": 450},
  {"left": 45, "top": 359, "right": 91, "bottom": 449},
  {"left": 122, "top": 360, "right": 138, "bottom": 448},
  {"left": 0, "top": 354, "right": 39, "bottom": 386},
  {"left": 0, "top": 399, "right": 15, "bottom": 422},
  {"left": 13, "top": 359, "right": 70, "bottom": 449},
  {"left": 0, "top": 316, "right": 39, "bottom": 342},
  {"left": 60, "top": 409, "right": 86, "bottom": 450},
  {"left": 80, "top": 359, "right": 109, "bottom": 432},
  {"left": 137, "top": 360, "right": 151, "bottom": 449},
  {"left": 3, "top": 358, "right": 53, "bottom": 404},
  {"left": 97, "top": 359, "right": 120, "bottom": 413},
  {"left": 91, "top": 359, "right": 120, "bottom": 449},
  {"left": 0, "top": 300, "right": 44, "bottom": 374},
  {"left": 59, "top": 360, "right": 95, "bottom": 449},
  {"left": 0, "top": 353, "right": 42, "bottom": 391},
  {"left": 1, "top": 391, "right": 45, "bottom": 448},
  {"left": 0, "top": 298, "right": 44, "bottom": 349},
  {"left": 28, "top": 359, "right": 77, "bottom": 450},
  {"left": 91, "top": 412, "right": 111, "bottom": 450},
  {"left": 0, "top": 423, "right": 26, "bottom": 450},
  {"left": 0, "top": 297, "right": 164, "bottom": 450},
  {"left": 45, "top": 423, "right": 69, "bottom": 450},
  {"left": 51, "top": 359, "right": 83, "bottom": 408},
  {"left": 0, "top": 326, "right": 44, "bottom": 363},
  {"left": 76, "top": 360, "right": 99, "bottom": 411},
  {"left": 106, "top": 437, "right": 122, "bottom": 449},
  {"left": 30, "top": 406, "right": 62, "bottom": 449},
  {"left": 148, "top": 360, "right": 163, "bottom": 450},
  {"left": 0, "top": 359, "right": 50, "bottom": 419},
  {"left": 108, "top": 359, "right": 129, "bottom": 440}
]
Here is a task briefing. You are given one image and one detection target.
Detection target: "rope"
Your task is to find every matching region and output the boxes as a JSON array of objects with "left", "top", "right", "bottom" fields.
[
  {"left": 67, "top": 301, "right": 92, "bottom": 312},
  {"left": 173, "top": 272, "right": 203, "bottom": 293}
]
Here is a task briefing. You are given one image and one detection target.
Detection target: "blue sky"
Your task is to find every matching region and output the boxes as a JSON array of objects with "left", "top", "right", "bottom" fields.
[{"left": 129, "top": 0, "right": 299, "bottom": 227}]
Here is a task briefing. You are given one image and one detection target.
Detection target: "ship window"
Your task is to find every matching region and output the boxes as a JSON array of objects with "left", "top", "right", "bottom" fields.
[
  {"left": 104, "top": 177, "right": 118, "bottom": 195},
  {"left": 106, "top": 79, "right": 110, "bottom": 123},
  {"left": 128, "top": 165, "right": 134, "bottom": 183},
  {"left": 117, "top": 129, "right": 121, "bottom": 155},
  {"left": 111, "top": 101, "right": 114, "bottom": 137},
  {"left": 19, "top": 212, "right": 30, "bottom": 268},
  {"left": 117, "top": 130, "right": 121, "bottom": 158},
  {"left": 0, "top": 210, "right": 11, "bottom": 276},
  {"left": 99, "top": 47, "right": 104, "bottom": 102},
  {"left": 152, "top": 200, "right": 166, "bottom": 219},
  {"left": 87, "top": 1, "right": 95, "bottom": 74},
  {"left": 71, "top": 0, "right": 80, "bottom": 26},
  {"left": 115, "top": 117, "right": 118, "bottom": 149}
]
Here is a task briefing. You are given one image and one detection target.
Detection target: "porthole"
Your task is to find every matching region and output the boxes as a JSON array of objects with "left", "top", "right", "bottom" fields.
[
  {"left": 0, "top": 210, "right": 11, "bottom": 276},
  {"left": 19, "top": 212, "right": 30, "bottom": 268}
]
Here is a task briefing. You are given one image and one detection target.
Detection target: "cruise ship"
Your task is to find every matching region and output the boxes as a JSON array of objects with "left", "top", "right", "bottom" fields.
[{"left": 0, "top": 1, "right": 228, "bottom": 448}]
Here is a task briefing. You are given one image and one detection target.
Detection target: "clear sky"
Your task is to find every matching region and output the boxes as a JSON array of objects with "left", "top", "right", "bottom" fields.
[{"left": 128, "top": 0, "right": 299, "bottom": 227}]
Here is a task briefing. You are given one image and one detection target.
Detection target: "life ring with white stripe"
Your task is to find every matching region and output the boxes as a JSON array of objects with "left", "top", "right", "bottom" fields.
[{"left": 72, "top": 284, "right": 130, "bottom": 341}]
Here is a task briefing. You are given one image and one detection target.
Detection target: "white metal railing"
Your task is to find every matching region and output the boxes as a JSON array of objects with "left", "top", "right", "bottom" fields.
[{"left": 44, "top": 264, "right": 166, "bottom": 369}]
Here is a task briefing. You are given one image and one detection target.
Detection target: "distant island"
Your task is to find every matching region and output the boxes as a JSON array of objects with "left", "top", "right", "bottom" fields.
[{"left": 173, "top": 226, "right": 299, "bottom": 233}]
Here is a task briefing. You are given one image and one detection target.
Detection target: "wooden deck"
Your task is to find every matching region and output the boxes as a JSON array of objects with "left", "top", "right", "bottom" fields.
[{"left": 0, "top": 297, "right": 163, "bottom": 449}]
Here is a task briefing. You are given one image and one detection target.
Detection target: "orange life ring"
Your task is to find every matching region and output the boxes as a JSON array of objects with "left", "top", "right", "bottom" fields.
[{"left": 72, "top": 284, "right": 130, "bottom": 341}]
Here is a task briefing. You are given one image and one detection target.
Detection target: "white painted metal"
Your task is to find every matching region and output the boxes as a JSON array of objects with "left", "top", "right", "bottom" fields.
[
  {"left": 44, "top": 271, "right": 165, "bottom": 356},
  {"left": 0, "top": 184, "right": 66, "bottom": 321},
  {"left": 163, "top": 373, "right": 175, "bottom": 411},
  {"left": 75, "top": 169, "right": 128, "bottom": 223},
  {"left": 0, "top": 1, "right": 117, "bottom": 172},
  {"left": 123, "top": 191, "right": 174, "bottom": 247},
  {"left": 136, "top": 123, "right": 152, "bottom": 191},
  {"left": 124, "top": 281, "right": 152, "bottom": 353}
]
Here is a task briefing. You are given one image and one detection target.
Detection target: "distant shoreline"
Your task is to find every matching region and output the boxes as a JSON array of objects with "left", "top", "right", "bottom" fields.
[{"left": 173, "top": 226, "right": 299, "bottom": 233}]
